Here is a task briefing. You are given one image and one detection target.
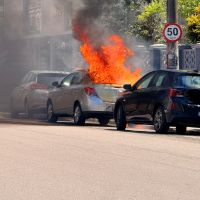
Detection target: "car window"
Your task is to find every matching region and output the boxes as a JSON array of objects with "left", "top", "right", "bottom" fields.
[
  {"left": 21, "top": 72, "right": 32, "bottom": 84},
  {"left": 29, "top": 74, "right": 37, "bottom": 82},
  {"left": 151, "top": 72, "right": 169, "bottom": 87},
  {"left": 174, "top": 74, "right": 200, "bottom": 89},
  {"left": 71, "top": 72, "right": 83, "bottom": 85},
  {"left": 37, "top": 73, "right": 68, "bottom": 86},
  {"left": 136, "top": 72, "right": 155, "bottom": 90},
  {"left": 83, "top": 74, "right": 92, "bottom": 85},
  {"left": 61, "top": 73, "right": 74, "bottom": 87}
]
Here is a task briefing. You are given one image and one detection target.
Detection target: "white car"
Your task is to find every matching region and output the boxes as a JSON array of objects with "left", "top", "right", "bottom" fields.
[
  {"left": 47, "top": 69, "right": 123, "bottom": 125},
  {"left": 10, "top": 70, "right": 69, "bottom": 118}
]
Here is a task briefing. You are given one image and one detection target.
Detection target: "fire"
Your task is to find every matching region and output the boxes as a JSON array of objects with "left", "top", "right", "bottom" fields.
[{"left": 80, "top": 34, "right": 142, "bottom": 85}]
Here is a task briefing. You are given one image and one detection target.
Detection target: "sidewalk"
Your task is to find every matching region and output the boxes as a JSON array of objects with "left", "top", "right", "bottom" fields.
[{"left": 0, "top": 112, "right": 49, "bottom": 125}]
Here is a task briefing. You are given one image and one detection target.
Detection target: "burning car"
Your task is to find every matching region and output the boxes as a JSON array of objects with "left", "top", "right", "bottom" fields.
[
  {"left": 46, "top": 69, "right": 123, "bottom": 125},
  {"left": 10, "top": 70, "right": 69, "bottom": 118},
  {"left": 114, "top": 69, "right": 200, "bottom": 134}
]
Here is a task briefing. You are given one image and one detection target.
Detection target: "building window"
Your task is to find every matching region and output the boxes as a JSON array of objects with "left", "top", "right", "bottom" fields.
[{"left": 23, "top": 0, "right": 42, "bottom": 33}]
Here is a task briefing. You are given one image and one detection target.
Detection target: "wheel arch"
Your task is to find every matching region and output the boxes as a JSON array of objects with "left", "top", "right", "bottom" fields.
[
  {"left": 153, "top": 103, "right": 164, "bottom": 118},
  {"left": 47, "top": 98, "right": 52, "bottom": 106},
  {"left": 73, "top": 100, "right": 81, "bottom": 111}
]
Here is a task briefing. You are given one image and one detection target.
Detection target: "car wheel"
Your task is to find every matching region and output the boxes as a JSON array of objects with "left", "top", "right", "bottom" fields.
[
  {"left": 74, "top": 103, "right": 85, "bottom": 126},
  {"left": 116, "top": 105, "right": 126, "bottom": 131},
  {"left": 25, "top": 101, "right": 33, "bottom": 119},
  {"left": 47, "top": 102, "right": 57, "bottom": 123},
  {"left": 98, "top": 118, "right": 110, "bottom": 126},
  {"left": 153, "top": 106, "right": 169, "bottom": 134},
  {"left": 176, "top": 125, "right": 187, "bottom": 134}
]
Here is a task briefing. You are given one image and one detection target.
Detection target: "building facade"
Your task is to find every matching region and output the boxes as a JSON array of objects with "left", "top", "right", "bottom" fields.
[{"left": 2, "top": 0, "right": 79, "bottom": 72}]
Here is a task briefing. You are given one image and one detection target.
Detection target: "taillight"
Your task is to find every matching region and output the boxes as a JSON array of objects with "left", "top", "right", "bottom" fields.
[
  {"left": 84, "top": 87, "right": 97, "bottom": 96},
  {"left": 30, "top": 83, "right": 48, "bottom": 90},
  {"left": 169, "top": 88, "right": 184, "bottom": 97}
]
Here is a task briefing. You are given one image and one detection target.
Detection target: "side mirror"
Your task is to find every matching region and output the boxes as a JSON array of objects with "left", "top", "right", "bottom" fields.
[
  {"left": 132, "top": 85, "right": 137, "bottom": 91},
  {"left": 52, "top": 81, "right": 59, "bottom": 87},
  {"left": 123, "top": 84, "right": 132, "bottom": 91}
]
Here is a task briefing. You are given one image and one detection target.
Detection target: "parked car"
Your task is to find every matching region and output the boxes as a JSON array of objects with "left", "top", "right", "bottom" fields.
[
  {"left": 10, "top": 70, "right": 69, "bottom": 118},
  {"left": 114, "top": 69, "right": 200, "bottom": 134},
  {"left": 46, "top": 69, "right": 122, "bottom": 125}
]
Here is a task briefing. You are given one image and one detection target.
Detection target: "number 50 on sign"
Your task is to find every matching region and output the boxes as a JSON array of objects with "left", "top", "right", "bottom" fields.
[{"left": 163, "top": 23, "right": 183, "bottom": 42}]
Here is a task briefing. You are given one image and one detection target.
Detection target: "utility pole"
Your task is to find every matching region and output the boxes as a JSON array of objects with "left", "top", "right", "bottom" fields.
[{"left": 166, "top": 0, "right": 179, "bottom": 69}]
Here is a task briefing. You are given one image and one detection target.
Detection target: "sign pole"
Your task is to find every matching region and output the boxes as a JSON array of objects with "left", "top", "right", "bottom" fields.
[{"left": 166, "top": 0, "right": 178, "bottom": 69}]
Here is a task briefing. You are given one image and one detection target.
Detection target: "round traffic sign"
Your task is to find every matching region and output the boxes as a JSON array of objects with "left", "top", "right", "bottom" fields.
[{"left": 163, "top": 23, "right": 182, "bottom": 42}]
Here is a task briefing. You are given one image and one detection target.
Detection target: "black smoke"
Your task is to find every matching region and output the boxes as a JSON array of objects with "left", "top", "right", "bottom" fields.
[{"left": 72, "top": 0, "right": 113, "bottom": 44}]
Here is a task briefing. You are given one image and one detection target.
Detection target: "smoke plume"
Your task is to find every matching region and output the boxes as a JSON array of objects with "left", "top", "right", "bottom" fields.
[{"left": 72, "top": 0, "right": 113, "bottom": 45}]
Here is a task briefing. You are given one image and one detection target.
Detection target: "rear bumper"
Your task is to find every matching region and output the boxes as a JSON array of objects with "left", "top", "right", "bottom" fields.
[
  {"left": 166, "top": 111, "right": 200, "bottom": 127},
  {"left": 81, "top": 95, "right": 115, "bottom": 113}
]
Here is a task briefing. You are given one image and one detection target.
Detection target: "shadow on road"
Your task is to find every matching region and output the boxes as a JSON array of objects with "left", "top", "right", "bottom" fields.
[
  {"left": 104, "top": 127, "right": 200, "bottom": 137},
  {"left": 1, "top": 113, "right": 200, "bottom": 137}
]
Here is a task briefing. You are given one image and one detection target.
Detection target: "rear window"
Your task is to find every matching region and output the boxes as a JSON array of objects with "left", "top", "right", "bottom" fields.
[
  {"left": 37, "top": 73, "right": 67, "bottom": 86},
  {"left": 174, "top": 74, "right": 200, "bottom": 89}
]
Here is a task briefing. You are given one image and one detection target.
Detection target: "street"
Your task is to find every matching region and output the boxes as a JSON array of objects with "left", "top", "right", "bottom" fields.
[{"left": 0, "top": 120, "right": 200, "bottom": 200}]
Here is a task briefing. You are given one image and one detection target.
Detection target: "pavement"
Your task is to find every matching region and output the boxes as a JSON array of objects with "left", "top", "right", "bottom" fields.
[
  {"left": 0, "top": 111, "right": 200, "bottom": 134},
  {"left": 1, "top": 123, "right": 200, "bottom": 200},
  {"left": 0, "top": 112, "right": 49, "bottom": 125}
]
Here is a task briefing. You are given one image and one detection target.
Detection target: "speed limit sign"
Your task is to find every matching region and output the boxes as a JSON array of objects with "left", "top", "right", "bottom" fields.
[{"left": 163, "top": 23, "right": 182, "bottom": 42}]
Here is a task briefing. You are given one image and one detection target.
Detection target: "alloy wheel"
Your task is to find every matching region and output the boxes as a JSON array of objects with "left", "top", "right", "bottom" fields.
[{"left": 154, "top": 109, "right": 163, "bottom": 131}]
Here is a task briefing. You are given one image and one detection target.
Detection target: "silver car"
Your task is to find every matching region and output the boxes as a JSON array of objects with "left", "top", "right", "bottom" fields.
[
  {"left": 47, "top": 70, "right": 122, "bottom": 125},
  {"left": 10, "top": 70, "right": 69, "bottom": 118}
]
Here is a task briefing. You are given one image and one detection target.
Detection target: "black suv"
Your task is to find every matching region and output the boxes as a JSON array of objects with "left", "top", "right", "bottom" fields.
[{"left": 114, "top": 70, "right": 200, "bottom": 134}]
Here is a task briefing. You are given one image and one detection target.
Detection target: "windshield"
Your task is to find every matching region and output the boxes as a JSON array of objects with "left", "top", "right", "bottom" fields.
[
  {"left": 37, "top": 73, "right": 67, "bottom": 86},
  {"left": 174, "top": 74, "right": 200, "bottom": 89}
]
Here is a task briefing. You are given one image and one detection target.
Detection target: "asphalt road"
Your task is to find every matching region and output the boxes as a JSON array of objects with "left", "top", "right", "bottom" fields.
[{"left": 0, "top": 120, "right": 200, "bottom": 200}]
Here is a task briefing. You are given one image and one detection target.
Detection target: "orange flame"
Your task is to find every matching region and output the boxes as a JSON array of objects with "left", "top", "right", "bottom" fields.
[{"left": 80, "top": 34, "right": 142, "bottom": 85}]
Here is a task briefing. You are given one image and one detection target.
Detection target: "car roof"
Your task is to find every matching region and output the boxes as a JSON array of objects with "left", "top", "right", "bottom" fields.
[
  {"left": 151, "top": 69, "right": 200, "bottom": 75},
  {"left": 30, "top": 70, "right": 70, "bottom": 75}
]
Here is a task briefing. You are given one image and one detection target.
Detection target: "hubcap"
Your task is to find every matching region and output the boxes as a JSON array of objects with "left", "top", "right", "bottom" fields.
[
  {"left": 154, "top": 110, "right": 163, "bottom": 130},
  {"left": 74, "top": 106, "right": 81, "bottom": 123}
]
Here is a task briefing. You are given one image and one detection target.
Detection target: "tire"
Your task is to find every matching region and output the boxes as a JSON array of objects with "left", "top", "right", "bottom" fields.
[
  {"left": 25, "top": 101, "right": 33, "bottom": 119},
  {"left": 153, "top": 106, "right": 169, "bottom": 134},
  {"left": 115, "top": 105, "right": 126, "bottom": 131},
  {"left": 176, "top": 125, "right": 187, "bottom": 134},
  {"left": 98, "top": 118, "right": 110, "bottom": 126},
  {"left": 73, "top": 103, "right": 85, "bottom": 126},
  {"left": 47, "top": 102, "right": 57, "bottom": 123}
]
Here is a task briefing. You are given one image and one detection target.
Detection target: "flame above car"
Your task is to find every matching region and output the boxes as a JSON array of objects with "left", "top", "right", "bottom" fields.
[{"left": 80, "top": 34, "right": 142, "bottom": 85}]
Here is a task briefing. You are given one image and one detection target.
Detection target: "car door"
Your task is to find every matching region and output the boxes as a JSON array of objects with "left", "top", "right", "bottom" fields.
[
  {"left": 147, "top": 71, "right": 170, "bottom": 120},
  {"left": 12, "top": 72, "right": 33, "bottom": 112},
  {"left": 134, "top": 72, "right": 157, "bottom": 120},
  {"left": 124, "top": 72, "right": 156, "bottom": 121},
  {"left": 61, "top": 72, "right": 84, "bottom": 115},
  {"left": 52, "top": 73, "right": 74, "bottom": 113}
]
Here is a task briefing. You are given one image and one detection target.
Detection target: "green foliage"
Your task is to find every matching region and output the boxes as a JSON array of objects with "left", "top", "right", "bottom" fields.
[
  {"left": 126, "top": 0, "right": 200, "bottom": 43},
  {"left": 126, "top": 0, "right": 166, "bottom": 43},
  {"left": 178, "top": 0, "right": 200, "bottom": 18},
  {"left": 186, "top": 4, "right": 200, "bottom": 43},
  {"left": 138, "top": 0, "right": 166, "bottom": 21}
]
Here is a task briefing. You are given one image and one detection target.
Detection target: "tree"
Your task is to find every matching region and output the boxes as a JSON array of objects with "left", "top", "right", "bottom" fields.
[
  {"left": 132, "top": 0, "right": 166, "bottom": 43},
  {"left": 187, "top": 4, "right": 200, "bottom": 43},
  {"left": 126, "top": 0, "right": 200, "bottom": 43}
]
